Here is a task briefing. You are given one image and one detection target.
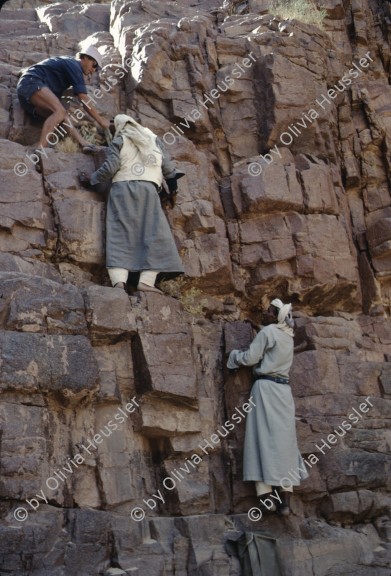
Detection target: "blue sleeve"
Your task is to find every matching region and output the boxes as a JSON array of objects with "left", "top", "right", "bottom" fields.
[
  {"left": 64, "top": 59, "right": 87, "bottom": 95},
  {"left": 156, "top": 137, "right": 177, "bottom": 179},
  {"left": 90, "top": 137, "right": 123, "bottom": 185}
]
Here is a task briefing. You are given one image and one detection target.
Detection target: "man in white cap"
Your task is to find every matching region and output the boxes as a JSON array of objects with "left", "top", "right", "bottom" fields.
[
  {"left": 227, "top": 298, "right": 308, "bottom": 516},
  {"left": 17, "top": 46, "right": 110, "bottom": 151}
]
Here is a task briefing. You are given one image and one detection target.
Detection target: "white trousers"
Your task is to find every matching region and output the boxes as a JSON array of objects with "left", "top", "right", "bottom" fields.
[
  {"left": 255, "top": 481, "right": 293, "bottom": 496},
  {"left": 107, "top": 267, "right": 128, "bottom": 286},
  {"left": 107, "top": 268, "right": 158, "bottom": 287},
  {"left": 139, "top": 270, "right": 158, "bottom": 286}
]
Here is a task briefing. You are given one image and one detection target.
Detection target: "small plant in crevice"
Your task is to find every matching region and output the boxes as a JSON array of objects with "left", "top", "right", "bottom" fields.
[
  {"left": 223, "top": 0, "right": 249, "bottom": 16},
  {"left": 270, "top": 0, "right": 327, "bottom": 28},
  {"left": 55, "top": 137, "right": 79, "bottom": 153},
  {"left": 159, "top": 276, "right": 243, "bottom": 321},
  {"left": 181, "top": 286, "right": 208, "bottom": 317},
  {"left": 159, "top": 277, "right": 208, "bottom": 317}
]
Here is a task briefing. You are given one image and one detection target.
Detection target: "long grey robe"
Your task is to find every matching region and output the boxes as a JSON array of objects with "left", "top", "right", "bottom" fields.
[
  {"left": 90, "top": 136, "right": 184, "bottom": 275},
  {"left": 227, "top": 324, "right": 308, "bottom": 486}
]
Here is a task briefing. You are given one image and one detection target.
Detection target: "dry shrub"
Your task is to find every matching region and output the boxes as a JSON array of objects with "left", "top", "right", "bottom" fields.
[
  {"left": 55, "top": 137, "right": 80, "bottom": 153},
  {"left": 271, "top": 0, "right": 327, "bottom": 27},
  {"left": 159, "top": 277, "right": 207, "bottom": 317},
  {"left": 223, "top": 0, "right": 249, "bottom": 15}
]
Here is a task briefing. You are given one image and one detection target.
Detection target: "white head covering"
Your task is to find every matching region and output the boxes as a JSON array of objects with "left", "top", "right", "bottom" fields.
[
  {"left": 114, "top": 114, "right": 160, "bottom": 163},
  {"left": 270, "top": 298, "right": 294, "bottom": 335},
  {"left": 78, "top": 45, "right": 103, "bottom": 69},
  {"left": 271, "top": 298, "right": 283, "bottom": 310}
]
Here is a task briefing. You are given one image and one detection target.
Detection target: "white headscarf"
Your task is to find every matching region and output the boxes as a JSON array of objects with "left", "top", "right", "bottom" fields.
[
  {"left": 270, "top": 298, "right": 294, "bottom": 336},
  {"left": 114, "top": 114, "right": 160, "bottom": 163}
]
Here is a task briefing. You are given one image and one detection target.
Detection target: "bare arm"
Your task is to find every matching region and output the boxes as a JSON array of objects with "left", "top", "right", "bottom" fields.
[{"left": 77, "top": 93, "right": 110, "bottom": 130}]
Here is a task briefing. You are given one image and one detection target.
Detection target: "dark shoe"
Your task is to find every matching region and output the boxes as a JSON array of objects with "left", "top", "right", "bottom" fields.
[
  {"left": 137, "top": 282, "right": 163, "bottom": 294},
  {"left": 277, "top": 491, "right": 291, "bottom": 517},
  {"left": 258, "top": 492, "right": 277, "bottom": 513}
]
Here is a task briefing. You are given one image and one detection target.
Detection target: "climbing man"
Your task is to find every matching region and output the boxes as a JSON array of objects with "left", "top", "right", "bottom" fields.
[
  {"left": 227, "top": 298, "right": 308, "bottom": 516},
  {"left": 79, "top": 114, "right": 185, "bottom": 292},
  {"left": 16, "top": 46, "right": 110, "bottom": 152}
]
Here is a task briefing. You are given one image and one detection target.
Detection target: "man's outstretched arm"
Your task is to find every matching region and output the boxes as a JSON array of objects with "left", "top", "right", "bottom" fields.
[{"left": 77, "top": 93, "right": 110, "bottom": 130}]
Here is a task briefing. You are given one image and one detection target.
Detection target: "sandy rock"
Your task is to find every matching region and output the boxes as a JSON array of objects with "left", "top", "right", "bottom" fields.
[
  {"left": 84, "top": 284, "right": 137, "bottom": 342},
  {"left": 0, "top": 331, "right": 99, "bottom": 398},
  {"left": 37, "top": 3, "right": 110, "bottom": 36},
  {"left": 132, "top": 330, "right": 197, "bottom": 402}
]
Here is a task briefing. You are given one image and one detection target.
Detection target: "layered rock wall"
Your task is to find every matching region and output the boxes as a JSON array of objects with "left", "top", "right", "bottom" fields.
[{"left": 0, "top": 0, "right": 390, "bottom": 574}]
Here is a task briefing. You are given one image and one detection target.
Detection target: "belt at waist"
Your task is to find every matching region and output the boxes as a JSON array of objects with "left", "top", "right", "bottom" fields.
[{"left": 258, "top": 374, "right": 289, "bottom": 385}]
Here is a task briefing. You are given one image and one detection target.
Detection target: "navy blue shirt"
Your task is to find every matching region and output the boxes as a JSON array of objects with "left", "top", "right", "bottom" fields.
[{"left": 23, "top": 56, "right": 87, "bottom": 98}]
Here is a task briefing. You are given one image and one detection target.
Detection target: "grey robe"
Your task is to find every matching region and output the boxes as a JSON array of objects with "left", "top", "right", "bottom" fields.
[
  {"left": 227, "top": 324, "right": 308, "bottom": 486},
  {"left": 90, "top": 136, "right": 184, "bottom": 274}
]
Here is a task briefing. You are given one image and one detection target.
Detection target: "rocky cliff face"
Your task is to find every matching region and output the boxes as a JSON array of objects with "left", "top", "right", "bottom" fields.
[{"left": 0, "top": 0, "right": 390, "bottom": 574}]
